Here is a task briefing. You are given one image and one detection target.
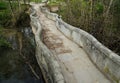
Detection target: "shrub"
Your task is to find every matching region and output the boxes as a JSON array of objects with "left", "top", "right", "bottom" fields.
[
  {"left": 0, "top": 1, "right": 7, "bottom": 10},
  {"left": 0, "top": 36, "right": 11, "bottom": 49}
]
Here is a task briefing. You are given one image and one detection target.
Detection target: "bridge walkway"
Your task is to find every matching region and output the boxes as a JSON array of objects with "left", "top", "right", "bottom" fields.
[{"left": 33, "top": 4, "right": 111, "bottom": 83}]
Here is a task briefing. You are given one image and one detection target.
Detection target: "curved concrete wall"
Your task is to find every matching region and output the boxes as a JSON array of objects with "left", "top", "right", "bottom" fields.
[
  {"left": 30, "top": 7, "right": 64, "bottom": 83},
  {"left": 40, "top": 6, "right": 120, "bottom": 83}
]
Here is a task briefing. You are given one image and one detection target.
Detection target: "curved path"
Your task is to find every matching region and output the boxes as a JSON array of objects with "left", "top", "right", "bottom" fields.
[{"left": 33, "top": 4, "right": 111, "bottom": 83}]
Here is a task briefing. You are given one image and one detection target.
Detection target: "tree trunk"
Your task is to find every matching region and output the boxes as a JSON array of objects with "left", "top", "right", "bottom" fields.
[
  {"left": 105, "top": 0, "right": 113, "bottom": 17},
  {"left": 89, "top": 0, "right": 93, "bottom": 21},
  {"left": 23, "top": 0, "right": 26, "bottom": 4},
  {"left": 17, "top": 0, "right": 21, "bottom": 12},
  {"left": 8, "top": 0, "right": 16, "bottom": 21}
]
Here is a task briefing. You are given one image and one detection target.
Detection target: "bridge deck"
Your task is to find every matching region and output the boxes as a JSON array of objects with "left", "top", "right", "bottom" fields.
[{"left": 34, "top": 4, "right": 111, "bottom": 83}]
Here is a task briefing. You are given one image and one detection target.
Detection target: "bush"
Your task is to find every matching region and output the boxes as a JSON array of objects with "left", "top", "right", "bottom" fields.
[
  {"left": 0, "top": 36, "right": 11, "bottom": 49},
  {"left": 0, "top": 1, "right": 7, "bottom": 10},
  {"left": 0, "top": 1, "right": 12, "bottom": 26}
]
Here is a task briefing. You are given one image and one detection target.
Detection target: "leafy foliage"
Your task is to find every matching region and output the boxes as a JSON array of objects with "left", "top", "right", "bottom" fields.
[
  {"left": 95, "top": 2, "right": 104, "bottom": 14},
  {"left": 0, "top": 1, "right": 13, "bottom": 27},
  {"left": 58, "top": 0, "right": 120, "bottom": 54},
  {"left": 0, "top": 1, "right": 7, "bottom": 10},
  {"left": 0, "top": 36, "right": 11, "bottom": 48}
]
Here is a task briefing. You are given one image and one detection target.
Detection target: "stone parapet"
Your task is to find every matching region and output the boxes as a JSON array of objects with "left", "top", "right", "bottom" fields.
[
  {"left": 30, "top": 7, "right": 65, "bottom": 83},
  {"left": 40, "top": 6, "right": 120, "bottom": 83}
]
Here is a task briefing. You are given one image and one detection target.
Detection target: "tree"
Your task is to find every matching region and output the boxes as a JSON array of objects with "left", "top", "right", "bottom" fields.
[
  {"left": 8, "top": 0, "right": 16, "bottom": 21},
  {"left": 58, "top": 0, "right": 120, "bottom": 54}
]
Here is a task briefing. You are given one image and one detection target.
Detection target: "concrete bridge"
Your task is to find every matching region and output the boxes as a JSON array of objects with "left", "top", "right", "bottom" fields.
[{"left": 30, "top": 4, "right": 120, "bottom": 83}]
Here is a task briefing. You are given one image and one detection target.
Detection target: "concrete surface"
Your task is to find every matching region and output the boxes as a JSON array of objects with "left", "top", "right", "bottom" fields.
[{"left": 32, "top": 4, "right": 111, "bottom": 83}]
